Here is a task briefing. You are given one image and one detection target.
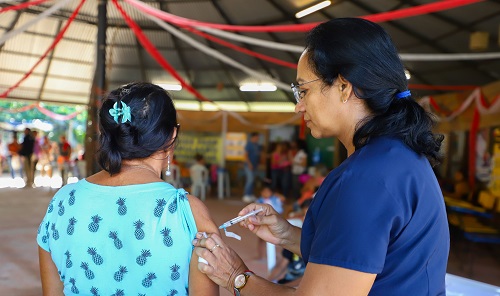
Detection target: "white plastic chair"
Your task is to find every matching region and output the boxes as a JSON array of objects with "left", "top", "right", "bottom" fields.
[{"left": 190, "top": 165, "right": 209, "bottom": 201}]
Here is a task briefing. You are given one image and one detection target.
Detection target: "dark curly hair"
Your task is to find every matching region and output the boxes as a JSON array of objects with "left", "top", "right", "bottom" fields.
[
  {"left": 305, "top": 18, "right": 443, "bottom": 166},
  {"left": 97, "top": 82, "right": 178, "bottom": 175}
]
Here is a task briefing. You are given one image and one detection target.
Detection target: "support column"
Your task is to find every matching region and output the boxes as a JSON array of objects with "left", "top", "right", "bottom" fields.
[
  {"left": 85, "top": 0, "right": 107, "bottom": 176},
  {"left": 218, "top": 111, "right": 228, "bottom": 199}
]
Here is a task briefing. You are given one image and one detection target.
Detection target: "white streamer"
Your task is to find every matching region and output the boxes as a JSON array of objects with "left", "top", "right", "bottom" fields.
[
  {"left": 178, "top": 110, "right": 302, "bottom": 130},
  {"left": 140, "top": 12, "right": 291, "bottom": 91},
  {"left": 227, "top": 111, "right": 302, "bottom": 129},
  {"left": 197, "top": 27, "right": 500, "bottom": 61},
  {"left": 400, "top": 52, "right": 500, "bottom": 61},
  {"left": 418, "top": 88, "right": 500, "bottom": 122},
  {"left": 196, "top": 27, "right": 304, "bottom": 53},
  {"left": 0, "top": 0, "right": 72, "bottom": 46}
]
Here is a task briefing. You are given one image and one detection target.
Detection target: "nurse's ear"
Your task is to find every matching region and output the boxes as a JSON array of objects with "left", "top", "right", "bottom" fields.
[{"left": 337, "top": 75, "right": 353, "bottom": 103}]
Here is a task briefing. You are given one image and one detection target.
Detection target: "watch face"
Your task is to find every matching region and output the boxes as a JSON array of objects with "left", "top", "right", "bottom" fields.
[{"left": 234, "top": 274, "right": 246, "bottom": 289}]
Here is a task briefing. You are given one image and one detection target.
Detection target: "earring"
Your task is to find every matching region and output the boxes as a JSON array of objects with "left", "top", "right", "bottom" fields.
[{"left": 165, "top": 155, "right": 172, "bottom": 176}]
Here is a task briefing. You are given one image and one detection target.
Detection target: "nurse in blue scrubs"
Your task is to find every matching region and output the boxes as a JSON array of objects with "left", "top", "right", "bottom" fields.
[{"left": 193, "top": 17, "right": 449, "bottom": 296}]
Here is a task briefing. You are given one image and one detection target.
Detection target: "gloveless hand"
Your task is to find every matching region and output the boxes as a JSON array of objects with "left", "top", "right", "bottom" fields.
[
  {"left": 192, "top": 232, "right": 247, "bottom": 291},
  {"left": 238, "top": 203, "right": 295, "bottom": 247}
]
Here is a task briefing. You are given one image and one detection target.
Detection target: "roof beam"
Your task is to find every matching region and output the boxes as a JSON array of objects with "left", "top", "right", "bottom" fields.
[
  {"left": 0, "top": 9, "right": 22, "bottom": 51},
  {"left": 37, "top": 20, "right": 63, "bottom": 102},
  {"left": 160, "top": 2, "right": 194, "bottom": 83},
  {"left": 211, "top": 0, "right": 292, "bottom": 103},
  {"left": 348, "top": 0, "right": 498, "bottom": 82}
]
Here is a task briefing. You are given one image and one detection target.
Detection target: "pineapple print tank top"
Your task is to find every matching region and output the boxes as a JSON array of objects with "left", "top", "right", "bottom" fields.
[{"left": 37, "top": 179, "right": 197, "bottom": 296}]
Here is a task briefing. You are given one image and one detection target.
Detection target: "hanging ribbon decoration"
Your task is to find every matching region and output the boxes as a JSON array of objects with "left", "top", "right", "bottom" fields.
[
  {"left": 0, "top": 0, "right": 86, "bottom": 99},
  {"left": 0, "top": 103, "right": 85, "bottom": 121},
  {"left": 124, "top": 0, "right": 499, "bottom": 63},
  {"left": 0, "top": 0, "right": 48, "bottom": 13},
  {"left": 177, "top": 110, "right": 302, "bottom": 130},
  {"left": 0, "top": 104, "right": 36, "bottom": 113},
  {"left": 197, "top": 26, "right": 500, "bottom": 61},
  {"left": 196, "top": 27, "right": 304, "bottom": 53},
  {"left": 184, "top": 27, "right": 297, "bottom": 69},
  {"left": 124, "top": 0, "right": 484, "bottom": 32},
  {"left": 138, "top": 9, "right": 291, "bottom": 91},
  {"left": 420, "top": 89, "right": 500, "bottom": 189},
  {"left": 419, "top": 89, "right": 500, "bottom": 122},
  {"left": 111, "top": 0, "right": 214, "bottom": 104},
  {"left": 0, "top": 0, "right": 72, "bottom": 47},
  {"left": 35, "top": 104, "right": 83, "bottom": 121}
]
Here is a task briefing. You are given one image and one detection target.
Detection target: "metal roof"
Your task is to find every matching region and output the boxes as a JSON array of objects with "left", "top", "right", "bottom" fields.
[{"left": 1, "top": 0, "right": 499, "bottom": 108}]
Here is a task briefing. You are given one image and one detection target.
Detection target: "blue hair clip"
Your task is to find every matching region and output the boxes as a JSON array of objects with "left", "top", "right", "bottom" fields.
[
  {"left": 109, "top": 101, "right": 132, "bottom": 123},
  {"left": 395, "top": 90, "right": 411, "bottom": 99}
]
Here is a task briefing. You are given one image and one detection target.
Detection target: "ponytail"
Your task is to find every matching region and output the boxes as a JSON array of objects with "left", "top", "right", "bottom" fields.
[{"left": 353, "top": 97, "right": 444, "bottom": 166}]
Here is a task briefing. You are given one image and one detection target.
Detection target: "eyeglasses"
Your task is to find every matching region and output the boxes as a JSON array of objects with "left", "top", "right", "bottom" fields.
[{"left": 290, "top": 78, "right": 320, "bottom": 104}]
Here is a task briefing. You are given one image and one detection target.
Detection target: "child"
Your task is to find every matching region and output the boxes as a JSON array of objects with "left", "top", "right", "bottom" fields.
[
  {"left": 257, "top": 185, "right": 284, "bottom": 214},
  {"left": 255, "top": 184, "right": 284, "bottom": 259},
  {"left": 269, "top": 199, "right": 312, "bottom": 285}
]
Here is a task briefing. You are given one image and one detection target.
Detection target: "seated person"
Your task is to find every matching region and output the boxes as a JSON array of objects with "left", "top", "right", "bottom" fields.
[
  {"left": 442, "top": 171, "right": 470, "bottom": 201},
  {"left": 268, "top": 199, "right": 312, "bottom": 285},
  {"left": 189, "top": 153, "right": 209, "bottom": 198},
  {"left": 293, "top": 163, "right": 328, "bottom": 211}
]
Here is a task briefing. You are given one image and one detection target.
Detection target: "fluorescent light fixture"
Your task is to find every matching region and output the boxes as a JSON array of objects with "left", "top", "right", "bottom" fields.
[
  {"left": 158, "top": 83, "right": 182, "bottom": 91},
  {"left": 202, "top": 101, "right": 248, "bottom": 112},
  {"left": 404, "top": 69, "right": 411, "bottom": 80},
  {"left": 239, "top": 83, "right": 277, "bottom": 92},
  {"left": 249, "top": 102, "right": 297, "bottom": 113},
  {"left": 173, "top": 100, "right": 200, "bottom": 111},
  {"left": 295, "top": 1, "right": 331, "bottom": 19}
]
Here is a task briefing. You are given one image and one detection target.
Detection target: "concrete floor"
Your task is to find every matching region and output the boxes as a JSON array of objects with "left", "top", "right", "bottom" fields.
[{"left": 1, "top": 180, "right": 499, "bottom": 295}]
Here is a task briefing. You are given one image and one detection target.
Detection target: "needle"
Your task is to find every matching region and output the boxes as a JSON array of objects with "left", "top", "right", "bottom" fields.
[{"left": 218, "top": 208, "right": 263, "bottom": 229}]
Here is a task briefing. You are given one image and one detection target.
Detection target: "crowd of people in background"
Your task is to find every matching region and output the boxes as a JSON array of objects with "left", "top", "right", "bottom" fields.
[{"left": 0, "top": 128, "right": 84, "bottom": 187}]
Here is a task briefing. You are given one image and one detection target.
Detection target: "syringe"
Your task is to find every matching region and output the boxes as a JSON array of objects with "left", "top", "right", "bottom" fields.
[{"left": 218, "top": 208, "right": 263, "bottom": 229}]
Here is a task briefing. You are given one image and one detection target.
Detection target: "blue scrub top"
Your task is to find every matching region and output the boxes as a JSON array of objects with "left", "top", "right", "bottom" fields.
[{"left": 301, "top": 136, "right": 449, "bottom": 295}]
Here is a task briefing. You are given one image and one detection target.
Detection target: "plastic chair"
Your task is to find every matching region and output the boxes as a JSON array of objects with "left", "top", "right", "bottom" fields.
[{"left": 190, "top": 166, "right": 209, "bottom": 201}]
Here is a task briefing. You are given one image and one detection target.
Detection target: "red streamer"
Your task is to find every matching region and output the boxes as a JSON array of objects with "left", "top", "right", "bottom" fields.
[
  {"left": 428, "top": 96, "right": 449, "bottom": 115},
  {"left": 112, "top": 0, "right": 212, "bottom": 103},
  {"left": 35, "top": 104, "right": 82, "bottom": 121},
  {"left": 468, "top": 107, "right": 480, "bottom": 188},
  {"left": 0, "top": 0, "right": 86, "bottom": 99},
  {"left": 125, "top": 0, "right": 484, "bottom": 32},
  {"left": 299, "top": 116, "right": 306, "bottom": 140},
  {"left": 185, "top": 27, "right": 297, "bottom": 69},
  {"left": 0, "top": 0, "right": 48, "bottom": 14}
]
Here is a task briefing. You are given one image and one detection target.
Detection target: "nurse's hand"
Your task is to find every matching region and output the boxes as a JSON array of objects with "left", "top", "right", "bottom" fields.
[
  {"left": 192, "top": 232, "right": 247, "bottom": 291},
  {"left": 238, "top": 203, "right": 296, "bottom": 247}
]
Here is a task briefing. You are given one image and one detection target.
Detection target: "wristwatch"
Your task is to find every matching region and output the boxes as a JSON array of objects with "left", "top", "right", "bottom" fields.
[{"left": 233, "top": 271, "right": 253, "bottom": 296}]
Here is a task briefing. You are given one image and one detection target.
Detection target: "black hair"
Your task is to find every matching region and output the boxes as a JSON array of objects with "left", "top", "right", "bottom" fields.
[
  {"left": 250, "top": 132, "right": 259, "bottom": 138},
  {"left": 305, "top": 18, "right": 443, "bottom": 166},
  {"left": 97, "top": 82, "right": 178, "bottom": 175},
  {"left": 194, "top": 153, "right": 204, "bottom": 162}
]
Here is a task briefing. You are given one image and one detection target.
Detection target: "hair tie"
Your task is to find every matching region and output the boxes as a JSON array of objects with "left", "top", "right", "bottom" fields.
[
  {"left": 109, "top": 101, "right": 132, "bottom": 123},
  {"left": 395, "top": 90, "right": 411, "bottom": 99}
]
